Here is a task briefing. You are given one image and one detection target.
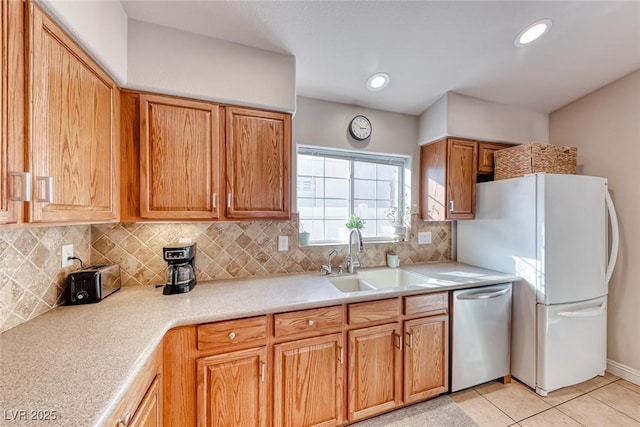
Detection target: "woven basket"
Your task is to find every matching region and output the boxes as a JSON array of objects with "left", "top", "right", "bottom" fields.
[{"left": 494, "top": 142, "right": 577, "bottom": 180}]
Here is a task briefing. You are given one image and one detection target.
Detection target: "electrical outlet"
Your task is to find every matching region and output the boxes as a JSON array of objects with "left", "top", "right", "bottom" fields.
[
  {"left": 278, "top": 235, "right": 288, "bottom": 252},
  {"left": 61, "top": 244, "right": 74, "bottom": 267},
  {"left": 418, "top": 232, "right": 432, "bottom": 245}
]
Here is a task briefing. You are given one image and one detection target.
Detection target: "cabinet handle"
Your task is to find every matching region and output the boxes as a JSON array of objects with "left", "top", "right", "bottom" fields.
[
  {"left": 406, "top": 331, "right": 413, "bottom": 348},
  {"left": 227, "top": 193, "right": 232, "bottom": 209},
  {"left": 117, "top": 413, "right": 132, "bottom": 427},
  {"left": 395, "top": 333, "right": 403, "bottom": 349},
  {"left": 449, "top": 200, "right": 454, "bottom": 212},
  {"left": 9, "top": 172, "right": 31, "bottom": 201},
  {"left": 338, "top": 346, "right": 343, "bottom": 365},
  {"left": 228, "top": 332, "right": 236, "bottom": 340},
  {"left": 35, "top": 176, "right": 53, "bottom": 203},
  {"left": 212, "top": 193, "right": 217, "bottom": 209},
  {"left": 261, "top": 361, "right": 266, "bottom": 382},
  {"left": 307, "top": 319, "right": 315, "bottom": 326}
]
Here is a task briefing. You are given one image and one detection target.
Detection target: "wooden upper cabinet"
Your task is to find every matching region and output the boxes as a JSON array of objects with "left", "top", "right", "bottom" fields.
[
  {"left": 28, "top": 4, "right": 119, "bottom": 223},
  {"left": 139, "top": 95, "right": 221, "bottom": 219},
  {"left": 477, "top": 142, "right": 513, "bottom": 175},
  {"left": 225, "top": 107, "right": 291, "bottom": 219},
  {"left": 420, "top": 138, "right": 477, "bottom": 220},
  {"left": 0, "top": 0, "right": 25, "bottom": 225},
  {"left": 447, "top": 139, "right": 477, "bottom": 219}
]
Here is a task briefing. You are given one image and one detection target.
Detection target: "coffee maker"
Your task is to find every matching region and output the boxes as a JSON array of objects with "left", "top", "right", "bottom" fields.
[{"left": 162, "top": 243, "right": 196, "bottom": 295}]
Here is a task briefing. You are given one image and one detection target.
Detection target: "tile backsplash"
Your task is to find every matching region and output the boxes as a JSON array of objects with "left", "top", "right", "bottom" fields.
[
  {"left": 0, "top": 226, "right": 91, "bottom": 333},
  {"left": 1, "top": 215, "right": 451, "bottom": 333},
  {"left": 91, "top": 214, "right": 451, "bottom": 287}
]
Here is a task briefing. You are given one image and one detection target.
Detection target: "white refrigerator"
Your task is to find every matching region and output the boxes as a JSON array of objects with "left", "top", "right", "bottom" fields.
[{"left": 457, "top": 173, "right": 619, "bottom": 396}]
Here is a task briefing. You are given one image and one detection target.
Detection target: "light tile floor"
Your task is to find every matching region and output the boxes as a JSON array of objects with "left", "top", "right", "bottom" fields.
[{"left": 451, "top": 372, "right": 640, "bottom": 426}]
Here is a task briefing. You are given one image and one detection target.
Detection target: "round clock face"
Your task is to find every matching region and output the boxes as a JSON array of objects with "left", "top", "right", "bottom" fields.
[{"left": 349, "top": 115, "right": 372, "bottom": 141}]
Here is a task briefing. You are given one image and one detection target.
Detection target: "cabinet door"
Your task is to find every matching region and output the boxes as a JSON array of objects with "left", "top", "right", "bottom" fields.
[
  {"left": 130, "top": 375, "right": 162, "bottom": 427},
  {"left": 197, "top": 347, "right": 267, "bottom": 427},
  {"left": 348, "top": 323, "right": 402, "bottom": 421},
  {"left": 139, "top": 95, "right": 221, "bottom": 219},
  {"left": 477, "top": 142, "right": 510, "bottom": 175},
  {"left": 226, "top": 107, "right": 291, "bottom": 219},
  {"left": 404, "top": 315, "right": 449, "bottom": 403},
  {"left": 28, "top": 4, "right": 118, "bottom": 223},
  {"left": 0, "top": 0, "right": 25, "bottom": 224},
  {"left": 419, "top": 139, "right": 447, "bottom": 221},
  {"left": 274, "top": 334, "right": 344, "bottom": 427},
  {"left": 446, "top": 139, "right": 477, "bottom": 219}
]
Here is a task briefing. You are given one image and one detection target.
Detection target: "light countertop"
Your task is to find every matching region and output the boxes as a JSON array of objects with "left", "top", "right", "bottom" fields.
[{"left": 0, "top": 262, "right": 518, "bottom": 426}]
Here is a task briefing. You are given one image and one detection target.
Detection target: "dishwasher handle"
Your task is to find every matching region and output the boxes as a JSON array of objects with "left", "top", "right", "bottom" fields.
[{"left": 456, "top": 287, "right": 510, "bottom": 300}]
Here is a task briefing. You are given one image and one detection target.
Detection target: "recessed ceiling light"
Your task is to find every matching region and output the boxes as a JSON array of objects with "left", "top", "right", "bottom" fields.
[
  {"left": 514, "top": 19, "right": 552, "bottom": 47},
  {"left": 367, "top": 72, "right": 390, "bottom": 91}
]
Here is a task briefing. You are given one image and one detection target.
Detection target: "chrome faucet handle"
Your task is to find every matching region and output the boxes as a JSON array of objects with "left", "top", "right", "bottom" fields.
[
  {"left": 320, "top": 264, "right": 332, "bottom": 275},
  {"left": 328, "top": 249, "right": 337, "bottom": 264},
  {"left": 337, "top": 265, "right": 344, "bottom": 275}
]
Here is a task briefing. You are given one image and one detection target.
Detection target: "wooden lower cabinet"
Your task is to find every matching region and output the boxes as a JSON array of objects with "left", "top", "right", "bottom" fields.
[
  {"left": 404, "top": 315, "right": 449, "bottom": 403},
  {"left": 274, "top": 334, "right": 344, "bottom": 427},
  {"left": 347, "top": 323, "right": 402, "bottom": 421},
  {"left": 196, "top": 347, "right": 267, "bottom": 427},
  {"left": 130, "top": 375, "right": 162, "bottom": 427}
]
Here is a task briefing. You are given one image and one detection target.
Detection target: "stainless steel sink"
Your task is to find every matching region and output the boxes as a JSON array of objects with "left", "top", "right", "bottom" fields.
[{"left": 326, "top": 268, "right": 441, "bottom": 293}]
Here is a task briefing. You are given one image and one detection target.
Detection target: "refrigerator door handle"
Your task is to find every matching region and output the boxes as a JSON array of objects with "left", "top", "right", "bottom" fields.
[
  {"left": 456, "top": 287, "right": 510, "bottom": 300},
  {"left": 605, "top": 190, "right": 619, "bottom": 285},
  {"left": 557, "top": 302, "right": 607, "bottom": 318}
]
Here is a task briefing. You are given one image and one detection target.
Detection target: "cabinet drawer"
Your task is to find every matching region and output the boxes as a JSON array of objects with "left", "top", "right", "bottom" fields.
[
  {"left": 197, "top": 316, "right": 267, "bottom": 352},
  {"left": 274, "top": 305, "right": 343, "bottom": 338},
  {"left": 405, "top": 293, "right": 448, "bottom": 317},
  {"left": 348, "top": 298, "right": 400, "bottom": 325}
]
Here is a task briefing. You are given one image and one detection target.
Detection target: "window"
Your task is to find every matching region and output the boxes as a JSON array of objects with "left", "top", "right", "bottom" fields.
[{"left": 297, "top": 146, "right": 409, "bottom": 243}]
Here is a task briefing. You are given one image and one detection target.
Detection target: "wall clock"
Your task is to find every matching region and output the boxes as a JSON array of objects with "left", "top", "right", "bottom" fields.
[{"left": 349, "top": 115, "right": 372, "bottom": 141}]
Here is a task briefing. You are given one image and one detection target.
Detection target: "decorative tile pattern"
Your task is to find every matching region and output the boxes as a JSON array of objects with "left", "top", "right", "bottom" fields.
[
  {"left": 91, "top": 214, "right": 452, "bottom": 287},
  {"left": 0, "top": 226, "right": 91, "bottom": 333},
  {"left": 0, "top": 215, "right": 451, "bottom": 333}
]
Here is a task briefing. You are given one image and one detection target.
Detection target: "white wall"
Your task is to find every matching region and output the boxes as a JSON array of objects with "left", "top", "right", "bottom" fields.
[
  {"left": 550, "top": 69, "right": 640, "bottom": 381},
  {"left": 418, "top": 92, "right": 549, "bottom": 145},
  {"left": 293, "top": 96, "right": 419, "bottom": 205},
  {"left": 37, "top": 0, "right": 128, "bottom": 84},
  {"left": 127, "top": 20, "right": 296, "bottom": 113}
]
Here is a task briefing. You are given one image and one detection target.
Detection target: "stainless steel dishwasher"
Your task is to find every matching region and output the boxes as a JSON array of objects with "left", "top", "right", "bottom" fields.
[{"left": 451, "top": 283, "right": 512, "bottom": 392}]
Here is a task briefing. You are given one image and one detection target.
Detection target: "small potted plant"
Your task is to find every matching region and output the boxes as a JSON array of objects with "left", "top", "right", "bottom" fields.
[
  {"left": 386, "top": 201, "right": 412, "bottom": 240},
  {"left": 345, "top": 214, "right": 366, "bottom": 230},
  {"left": 386, "top": 241, "right": 400, "bottom": 268}
]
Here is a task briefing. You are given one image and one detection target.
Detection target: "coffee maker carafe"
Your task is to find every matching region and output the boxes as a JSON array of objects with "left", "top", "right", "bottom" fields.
[{"left": 162, "top": 243, "right": 196, "bottom": 295}]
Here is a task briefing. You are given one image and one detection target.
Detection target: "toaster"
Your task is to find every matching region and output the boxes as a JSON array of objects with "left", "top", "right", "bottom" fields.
[{"left": 65, "top": 264, "right": 121, "bottom": 305}]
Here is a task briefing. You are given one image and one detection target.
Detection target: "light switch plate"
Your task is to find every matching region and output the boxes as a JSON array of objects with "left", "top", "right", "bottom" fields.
[
  {"left": 61, "top": 244, "right": 74, "bottom": 267},
  {"left": 418, "top": 232, "right": 432, "bottom": 245},
  {"left": 278, "top": 235, "right": 288, "bottom": 252}
]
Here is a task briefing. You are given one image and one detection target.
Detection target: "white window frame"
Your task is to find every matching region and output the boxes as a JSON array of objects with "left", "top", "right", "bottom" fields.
[{"left": 296, "top": 145, "right": 411, "bottom": 244}]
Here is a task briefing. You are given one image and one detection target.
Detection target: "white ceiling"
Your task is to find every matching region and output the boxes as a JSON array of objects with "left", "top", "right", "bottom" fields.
[{"left": 121, "top": 1, "right": 640, "bottom": 116}]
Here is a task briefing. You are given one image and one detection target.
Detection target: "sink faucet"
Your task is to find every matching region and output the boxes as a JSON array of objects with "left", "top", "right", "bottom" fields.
[
  {"left": 321, "top": 250, "right": 337, "bottom": 275},
  {"left": 346, "top": 229, "right": 364, "bottom": 273}
]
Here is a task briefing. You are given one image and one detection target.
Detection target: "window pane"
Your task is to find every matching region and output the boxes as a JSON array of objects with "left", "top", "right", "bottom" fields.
[
  {"left": 325, "top": 158, "right": 349, "bottom": 178},
  {"left": 376, "top": 163, "right": 398, "bottom": 181},
  {"left": 298, "top": 155, "right": 325, "bottom": 177},
  {"left": 376, "top": 180, "right": 396, "bottom": 202},
  {"left": 325, "top": 178, "right": 349, "bottom": 199},
  {"left": 354, "top": 161, "right": 375, "bottom": 179},
  {"left": 354, "top": 179, "right": 375, "bottom": 199},
  {"left": 297, "top": 176, "right": 324, "bottom": 198},
  {"left": 325, "top": 198, "right": 349, "bottom": 219}
]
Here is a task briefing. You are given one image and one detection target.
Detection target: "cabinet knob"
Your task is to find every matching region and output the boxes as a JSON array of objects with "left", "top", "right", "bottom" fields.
[
  {"left": 307, "top": 319, "right": 315, "bottom": 326},
  {"left": 228, "top": 332, "right": 236, "bottom": 340},
  {"left": 117, "top": 413, "right": 132, "bottom": 427}
]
